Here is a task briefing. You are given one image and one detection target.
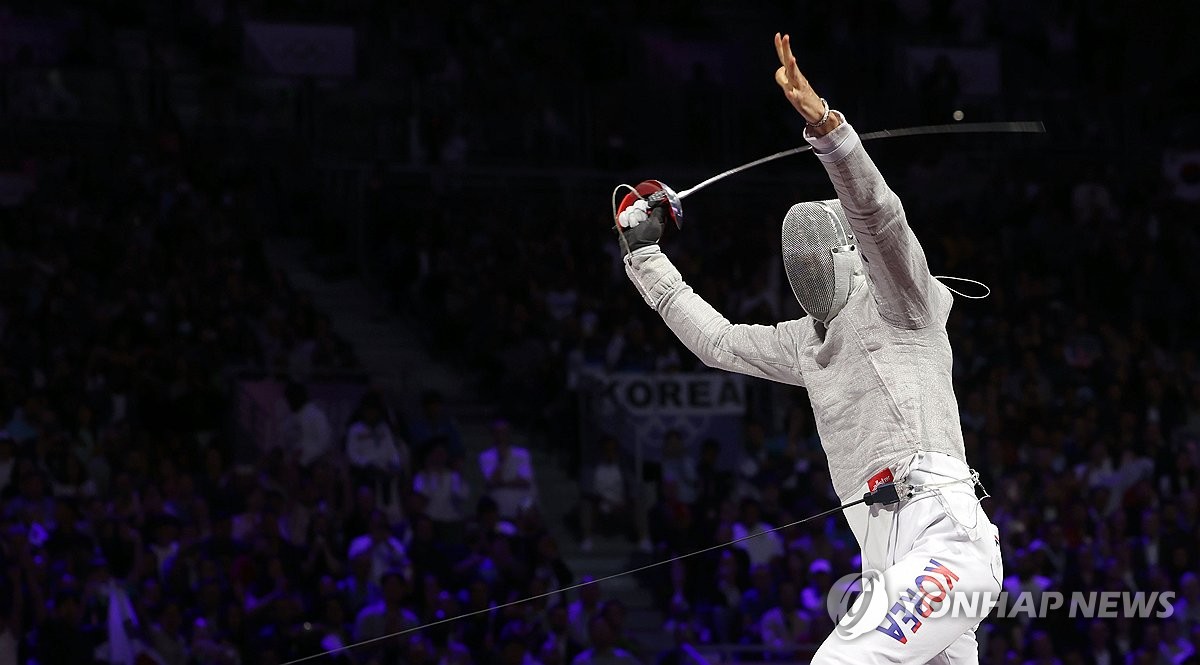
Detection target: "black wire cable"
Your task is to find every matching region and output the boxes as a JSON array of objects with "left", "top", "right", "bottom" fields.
[{"left": 281, "top": 483, "right": 908, "bottom": 664}]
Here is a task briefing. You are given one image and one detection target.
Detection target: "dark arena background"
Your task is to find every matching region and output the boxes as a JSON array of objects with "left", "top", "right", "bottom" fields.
[{"left": 0, "top": 1, "right": 1198, "bottom": 664}]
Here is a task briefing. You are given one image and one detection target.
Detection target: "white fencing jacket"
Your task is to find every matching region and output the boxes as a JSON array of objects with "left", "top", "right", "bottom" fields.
[{"left": 624, "top": 118, "right": 967, "bottom": 501}]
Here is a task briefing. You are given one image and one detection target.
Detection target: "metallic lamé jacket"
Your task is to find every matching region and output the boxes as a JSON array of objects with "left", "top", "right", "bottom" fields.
[{"left": 624, "top": 119, "right": 967, "bottom": 501}]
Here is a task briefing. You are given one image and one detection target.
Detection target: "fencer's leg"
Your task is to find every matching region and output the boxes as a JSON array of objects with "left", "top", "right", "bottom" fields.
[{"left": 811, "top": 507, "right": 1000, "bottom": 664}]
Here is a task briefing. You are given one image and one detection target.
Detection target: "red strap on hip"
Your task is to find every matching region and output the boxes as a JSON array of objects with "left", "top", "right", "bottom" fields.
[{"left": 867, "top": 468, "right": 894, "bottom": 493}]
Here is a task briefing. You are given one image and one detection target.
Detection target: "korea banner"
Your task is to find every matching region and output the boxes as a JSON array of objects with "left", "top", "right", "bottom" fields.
[
  {"left": 244, "top": 21, "right": 355, "bottom": 77},
  {"left": 599, "top": 372, "right": 747, "bottom": 416},
  {"left": 580, "top": 370, "right": 747, "bottom": 466}
]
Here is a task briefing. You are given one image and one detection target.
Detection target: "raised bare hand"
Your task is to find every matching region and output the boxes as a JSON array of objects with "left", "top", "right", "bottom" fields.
[{"left": 773, "top": 33, "right": 838, "bottom": 133}]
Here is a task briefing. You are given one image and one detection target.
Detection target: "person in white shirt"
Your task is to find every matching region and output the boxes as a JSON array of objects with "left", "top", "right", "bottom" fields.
[
  {"left": 478, "top": 419, "right": 536, "bottom": 520},
  {"left": 282, "top": 381, "right": 332, "bottom": 467},
  {"left": 731, "top": 498, "right": 784, "bottom": 567},
  {"left": 346, "top": 510, "right": 410, "bottom": 586},
  {"left": 732, "top": 422, "right": 769, "bottom": 503},
  {"left": 659, "top": 430, "right": 697, "bottom": 505},
  {"left": 412, "top": 438, "right": 469, "bottom": 536},
  {"left": 346, "top": 392, "right": 409, "bottom": 523},
  {"left": 346, "top": 395, "right": 409, "bottom": 475},
  {"left": 579, "top": 436, "right": 650, "bottom": 552},
  {"left": 352, "top": 571, "right": 419, "bottom": 646}
]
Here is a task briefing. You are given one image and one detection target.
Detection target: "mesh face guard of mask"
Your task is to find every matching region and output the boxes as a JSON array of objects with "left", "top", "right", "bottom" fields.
[{"left": 781, "top": 199, "right": 862, "bottom": 322}]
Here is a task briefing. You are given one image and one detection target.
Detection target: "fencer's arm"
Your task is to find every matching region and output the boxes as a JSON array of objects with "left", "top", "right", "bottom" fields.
[
  {"left": 624, "top": 246, "right": 806, "bottom": 387},
  {"left": 805, "top": 116, "right": 948, "bottom": 329}
]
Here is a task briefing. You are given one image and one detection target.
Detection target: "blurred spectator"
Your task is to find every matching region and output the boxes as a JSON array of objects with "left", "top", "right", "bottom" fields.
[
  {"left": 0, "top": 434, "right": 14, "bottom": 495},
  {"left": 1002, "top": 548, "right": 1054, "bottom": 618},
  {"left": 1081, "top": 620, "right": 1120, "bottom": 665},
  {"left": 733, "top": 422, "right": 769, "bottom": 502},
  {"left": 412, "top": 438, "right": 470, "bottom": 542},
  {"left": 346, "top": 391, "right": 409, "bottom": 523},
  {"left": 605, "top": 321, "right": 657, "bottom": 372},
  {"left": 759, "top": 581, "right": 811, "bottom": 658},
  {"left": 572, "top": 615, "right": 639, "bottom": 665},
  {"left": 697, "top": 550, "right": 744, "bottom": 644},
  {"left": 731, "top": 499, "right": 784, "bottom": 568},
  {"left": 346, "top": 510, "right": 410, "bottom": 587},
  {"left": 740, "top": 564, "right": 778, "bottom": 639},
  {"left": 1161, "top": 620, "right": 1194, "bottom": 663},
  {"left": 49, "top": 451, "right": 98, "bottom": 500},
  {"left": 648, "top": 477, "right": 700, "bottom": 558},
  {"left": 541, "top": 602, "right": 584, "bottom": 664},
  {"left": 1173, "top": 572, "right": 1200, "bottom": 627},
  {"left": 346, "top": 392, "right": 408, "bottom": 473},
  {"left": 147, "top": 600, "right": 188, "bottom": 665},
  {"left": 352, "top": 570, "right": 419, "bottom": 647},
  {"left": 301, "top": 503, "right": 345, "bottom": 581},
  {"left": 530, "top": 531, "right": 574, "bottom": 594},
  {"left": 568, "top": 578, "right": 603, "bottom": 648},
  {"left": 579, "top": 436, "right": 648, "bottom": 552},
  {"left": 602, "top": 599, "right": 644, "bottom": 660},
  {"left": 479, "top": 420, "right": 536, "bottom": 520},
  {"left": 337, "top": 545, "right": 383, "bottom": 613},
  {"left": 694, "top": 438, "right": 731, "bottom": 525},
  {"left": 408, "top": 390, "right": 465, "bottom": 463},
  {"left": 660, "top": 430, "right": 698, "bottom": 506},
  {"left": 191, "top": 616, "right": 240, "bottom": 664},
  {"left": 281, "top": 381, "right": 334, "bottom": 468},
  {"left": 800, "top": 559, "right": 833, "bottom": 618}
]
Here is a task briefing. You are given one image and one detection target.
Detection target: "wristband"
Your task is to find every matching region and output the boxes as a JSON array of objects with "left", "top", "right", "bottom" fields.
[{"left": 806, "top": 97, "right": 831, "bottom": 128}]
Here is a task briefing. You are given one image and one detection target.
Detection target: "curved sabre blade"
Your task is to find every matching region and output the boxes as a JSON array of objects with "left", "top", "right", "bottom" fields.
[{"left": 676, "top": 121, "right": 1046, "bottom": 200}]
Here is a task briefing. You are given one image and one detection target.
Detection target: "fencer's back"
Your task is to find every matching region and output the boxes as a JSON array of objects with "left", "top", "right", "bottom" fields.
[{"left": 800, "top": 277, "right": 966, "bottom": 502}]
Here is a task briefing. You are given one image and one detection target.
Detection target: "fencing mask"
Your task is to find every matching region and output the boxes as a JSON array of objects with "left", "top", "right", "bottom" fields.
[{"left": 781, "top": 200, "right": 862, "bottom": 322}]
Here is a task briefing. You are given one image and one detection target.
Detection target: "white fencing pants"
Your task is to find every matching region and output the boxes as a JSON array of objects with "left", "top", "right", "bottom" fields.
[{"left": 812, "top": 451, "right": 1004, "bottom": 664}]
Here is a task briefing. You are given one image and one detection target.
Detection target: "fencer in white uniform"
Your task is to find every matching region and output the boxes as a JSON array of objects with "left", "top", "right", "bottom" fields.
[{"left": 614, "top": 34, "right": 1003, "bottom": 664}]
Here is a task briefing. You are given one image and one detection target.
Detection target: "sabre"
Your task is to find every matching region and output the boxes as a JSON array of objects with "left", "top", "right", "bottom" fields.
[{"left": 616, "top": 121, "right": 1046, "bottom": 228}]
